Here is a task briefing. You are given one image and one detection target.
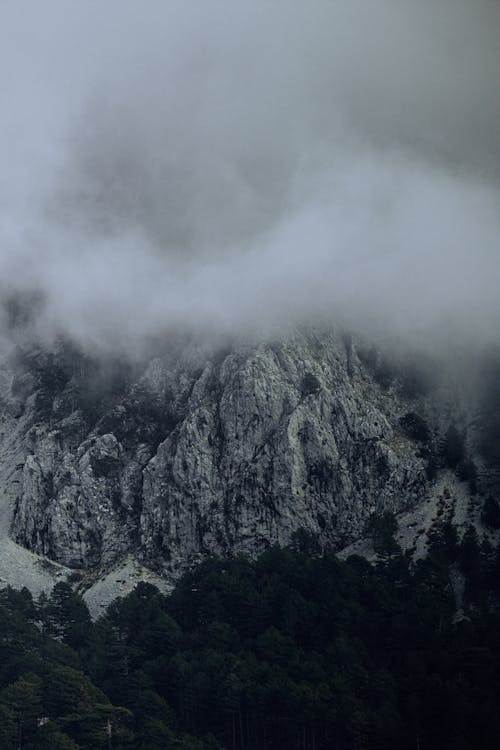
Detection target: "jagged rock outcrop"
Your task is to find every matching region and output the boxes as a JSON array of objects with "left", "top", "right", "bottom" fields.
[{"left": 0, "top": 329, "right": 498, "bottom": 587}]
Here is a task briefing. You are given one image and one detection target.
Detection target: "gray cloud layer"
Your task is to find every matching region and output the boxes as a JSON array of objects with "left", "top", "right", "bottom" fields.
[{"left": 1, "top": 1, "right": 499, "bottom": 352}]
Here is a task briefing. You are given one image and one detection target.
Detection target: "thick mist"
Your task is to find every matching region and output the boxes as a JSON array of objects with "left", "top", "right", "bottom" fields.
[{"left": 1, "top": 1, "right": 500, "bottom": 354}]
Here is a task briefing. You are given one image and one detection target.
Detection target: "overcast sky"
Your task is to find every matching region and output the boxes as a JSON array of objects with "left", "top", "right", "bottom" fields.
[{"left": 1, "top": 1, "right": 499, "bottom": 353}]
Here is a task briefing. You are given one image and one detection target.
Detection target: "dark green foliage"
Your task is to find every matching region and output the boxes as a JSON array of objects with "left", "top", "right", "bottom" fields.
[
  {"left": 477, "top": 349, "right": 500, "bottom": 470},
  {"left": 442, "top": 425, "right": 466, "bottom": 469},
  {"left": 482, "top": 496, "right": 500, "bottom": 529},
  {"left": 289, "top": 528, "right": 322, "bottom": 556},
  {"left": 0, "top": 589, "right": 132, "bottom": 749},
  {"left": 2, "top": 542, "right": 500, "bottom": 749},
  {"left": 10, "top": 343, "right": 182, "bottom": 456},
  {"left": 39, "top": 583, "right": 92, "bottom": 650},
  {"left": 425, "top": 453, "right": 439, "bottom": 481},
  {"left": 427, "top": 520, "right": 459, "bottom": 564},
  {"left": 423, "top": 425, "right": 476, "bottom": 486},
  {"left": 11, "top": 344, "right": 137, "bottom": 430},
  {"left": 341, "top": 332, "right": 354, "bottom": 377},
  {"left": 358, "top": 347, "right": 437, "bottom": 397},
  {"left": 457, "top": 458, "right": 478, "bottom": 494},
  {"left": 367, "top": 511, "right": 400, "bottom": 556},
  {"left": 399, "top": 412, "right": 430, "bottom": 443},
  {"left": 96, "top": 382, "right": 178, "bottom": 450},
  {"left": 301, "top": 372, "right": 321, "bottom": 396}
]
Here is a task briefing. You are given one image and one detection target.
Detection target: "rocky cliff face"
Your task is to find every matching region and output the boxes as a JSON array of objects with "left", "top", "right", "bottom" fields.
[{"left": 0, "top": 329, "right": 498, "bottom": 598}]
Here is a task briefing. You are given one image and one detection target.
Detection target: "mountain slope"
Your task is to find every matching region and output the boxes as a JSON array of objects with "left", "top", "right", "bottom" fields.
[{"left": 0, "top": 329, "right": 497, "bottom": 608}]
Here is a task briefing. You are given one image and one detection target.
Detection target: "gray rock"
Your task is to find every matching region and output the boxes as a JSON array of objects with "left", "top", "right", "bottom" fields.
[{"left": 0, "top": 328, "right": 496, "bottom": 599}]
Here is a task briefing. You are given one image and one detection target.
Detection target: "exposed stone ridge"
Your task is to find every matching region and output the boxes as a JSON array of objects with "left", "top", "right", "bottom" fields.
[{"left": 0, "top": 328, "right": 494, "bottom": 588}]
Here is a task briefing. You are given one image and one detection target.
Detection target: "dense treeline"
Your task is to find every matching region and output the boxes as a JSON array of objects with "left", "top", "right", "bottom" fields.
[{"left": 0, "top": 526, "right": 499, "bottom": 749}]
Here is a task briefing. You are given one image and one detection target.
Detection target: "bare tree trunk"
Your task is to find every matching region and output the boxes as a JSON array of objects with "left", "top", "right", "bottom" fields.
[{"left": 238, "top": 701, "right": 245, "bottom": 750}]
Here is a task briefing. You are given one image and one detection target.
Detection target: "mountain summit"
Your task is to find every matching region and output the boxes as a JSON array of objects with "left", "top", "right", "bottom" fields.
[{"left": 1, "top": 329, "right": 498, "bottom": 612}]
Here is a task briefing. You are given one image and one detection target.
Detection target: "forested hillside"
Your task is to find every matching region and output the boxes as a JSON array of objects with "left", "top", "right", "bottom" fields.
[{"left": 0, "top": 528, "right": 499, "bottom": 749}]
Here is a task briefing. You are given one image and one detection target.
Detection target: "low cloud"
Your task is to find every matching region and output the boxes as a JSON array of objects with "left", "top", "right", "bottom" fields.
[{"left": 1, "top": 1, "right": 499, "bottom": 354}]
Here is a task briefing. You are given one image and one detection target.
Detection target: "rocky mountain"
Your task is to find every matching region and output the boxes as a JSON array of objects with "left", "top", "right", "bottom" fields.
[{"left": 0, "top": 328, "right": 498, "bottom": 613}]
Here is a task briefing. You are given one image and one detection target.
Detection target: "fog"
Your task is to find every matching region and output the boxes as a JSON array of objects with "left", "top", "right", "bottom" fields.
[{"left": 1, "top": 1, "right": 500, "bottom": 354}]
